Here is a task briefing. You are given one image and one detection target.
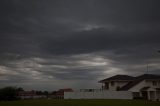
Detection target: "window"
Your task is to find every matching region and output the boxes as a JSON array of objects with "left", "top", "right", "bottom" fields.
[
  {"left": 152, "top": 81, "right": 157, "bottom": 86},
  {"left": 133, "top": 92, "right": 140, "bottom": 99},
  {"left": 116, "top": 86, "right": 120, "bottom": 91},
  {"left": 111, "top": 81, "right": 115, "bottom": 86},
  {"left": 104, "top": 83, "right": 109, "bottom": 89}
]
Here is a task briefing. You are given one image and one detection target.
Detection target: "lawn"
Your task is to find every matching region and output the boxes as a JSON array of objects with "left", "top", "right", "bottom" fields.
[{"left": 0, "top": 99, "right": 160, "bottom": 106}]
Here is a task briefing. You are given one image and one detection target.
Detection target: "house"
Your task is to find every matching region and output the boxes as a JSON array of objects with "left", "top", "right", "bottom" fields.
[
  {"left": 99, "top": 74, "right": 160, "bottom": 101},
  {"left": 51, "top": 88, "right": 73, "bottom": 99},
  {"left": 99, "top": 75, "right": 134, "bottom": 90},
  {"left": 18, "top": 90, "right": 47, "bottom": 99},
  {"left": 80, "top": 89, "right": 101, "bottom": 92}
]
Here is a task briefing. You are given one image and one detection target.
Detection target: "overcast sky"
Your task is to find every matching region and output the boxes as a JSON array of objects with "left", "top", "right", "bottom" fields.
[{"left": 0, "top": 0, "right": 160, "bottom": 91}]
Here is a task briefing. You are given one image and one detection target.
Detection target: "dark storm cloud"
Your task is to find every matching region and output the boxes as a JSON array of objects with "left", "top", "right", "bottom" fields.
[
  {"left": 0, "top": 0, "right": 160, "bottom": 55},
  {"left": 0, "top": 0, "right": 160, "bottom": 90}
]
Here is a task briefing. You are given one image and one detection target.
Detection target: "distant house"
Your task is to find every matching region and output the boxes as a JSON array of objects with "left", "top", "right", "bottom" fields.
[
  {"left": 18, "top": 91, "right": 47, "bottom": 99},
  {"left": 99, "top": 74, "right": 160, "bottom": 101},
  {"left": 52, "top": 88, "right": 73, "bottom": 99}
]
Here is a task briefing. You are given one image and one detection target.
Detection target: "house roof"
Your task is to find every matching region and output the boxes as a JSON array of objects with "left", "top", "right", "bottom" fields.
[
  {"left": 99, "top": 75, "right": 134, "bottom": 83},
  {"left": 140, "top": 87, "right": 160, "bottom": 91},
  {"left": 156, "top": 88, "right": 160, "bottom": 90},
  {"left": 18, "top": 91, "right": 37, "bottom": 96},
  {"left": 136, "top": 74, "right": 160, "bottom": 80},
  {"left": 120, "top": 74, "right": 160, "bottom": 91},
  {"left": 55, "top": 88, "right": 73, "bottom": 96},
  {"left": 58, "top": 88, "right": 73, "bottom": 92},
  {"left": 140, "top": 86, "right": 150, "bottom": 91}
]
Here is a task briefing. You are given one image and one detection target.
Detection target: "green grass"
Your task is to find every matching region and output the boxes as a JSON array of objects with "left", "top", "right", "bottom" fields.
[{"left": 0, "top": 99, "right": 160, "bottom": 106}]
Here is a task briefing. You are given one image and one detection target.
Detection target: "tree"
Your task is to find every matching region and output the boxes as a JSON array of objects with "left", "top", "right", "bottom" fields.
[
  {"left": 43, "top": 91, "right": 49, "bottom": 98},
  {"left": 0, "top": 86, "right": 17, "bottom": 100},
  {"left": 0, "top": 86, "right": 24, "bottom": 101},
  {"left": 16, "top": 87, "right": 24, "bottom": 92}
]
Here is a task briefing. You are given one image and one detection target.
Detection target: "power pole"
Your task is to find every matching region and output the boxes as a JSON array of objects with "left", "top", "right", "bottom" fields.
[{"left": 147, "top": 63, "right": 149, "bottom": 74}]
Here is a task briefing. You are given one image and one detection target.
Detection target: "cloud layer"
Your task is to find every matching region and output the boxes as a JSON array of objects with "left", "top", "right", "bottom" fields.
[{"left": 0, "top": 0, "right": 160, "bottom": 90}]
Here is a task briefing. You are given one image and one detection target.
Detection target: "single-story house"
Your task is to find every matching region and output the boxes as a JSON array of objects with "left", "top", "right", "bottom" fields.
[
  {"left": 18, "top": 91, "right": 47, "bottom": 99},
  {"left": 99, "top": 74, "right": 160, "bottom": 101},
  {"left": 51, "top": 88, "right": 73, "bottom": 99}
]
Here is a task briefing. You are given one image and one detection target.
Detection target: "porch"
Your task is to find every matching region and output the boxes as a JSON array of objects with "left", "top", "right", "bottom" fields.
[{"left": 140, "top": 87, "right": 160, "bottom": 101}]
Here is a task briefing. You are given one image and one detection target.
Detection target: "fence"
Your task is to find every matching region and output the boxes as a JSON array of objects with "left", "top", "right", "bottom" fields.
[{"left": 64, "top": 90, "right": 133, "bottom": 99}]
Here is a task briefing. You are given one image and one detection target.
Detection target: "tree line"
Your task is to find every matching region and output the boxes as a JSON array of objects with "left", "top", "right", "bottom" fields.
[
  {"left": 0, "top": 86, "right": 23, "bottom": 101},
  {"left": 0, "top": 86, "right": 49, "bottom": 101}
]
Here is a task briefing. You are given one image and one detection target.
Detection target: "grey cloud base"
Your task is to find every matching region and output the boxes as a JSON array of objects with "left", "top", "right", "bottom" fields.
[{"left": 0, "top": 0, "right": 160, "bottom": 90}]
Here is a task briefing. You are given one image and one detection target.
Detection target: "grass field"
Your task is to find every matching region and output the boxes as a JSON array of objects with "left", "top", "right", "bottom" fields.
[{"left": 0, "top": 99, "right": 160, "bottom": 106}]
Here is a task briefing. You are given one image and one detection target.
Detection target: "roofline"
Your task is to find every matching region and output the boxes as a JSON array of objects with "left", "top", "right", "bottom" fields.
[
  {"left": 99, "top": 79, "right": 134, "bottom": 83},
  {"left": 145, "top": 79, "right": 160, "bottom": 81},
  {"left": 127, "top": 79, "right": 145, "bottom": 91},
  {"left": 120, "top": 78, "right": 160, "bottom": 91}
]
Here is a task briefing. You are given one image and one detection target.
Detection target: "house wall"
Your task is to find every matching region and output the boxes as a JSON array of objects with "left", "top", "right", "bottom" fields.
[
  {"left": 145, "top": 80, "right": 160, "bottom": 88},
  {"left": 64, "top": 90, "right": 133, "bottom": 99},
  {"left": 129, "top": 80, "right": 146, "bottom": 92},
  {"left": 157, "top": 91, "right": 160, "bottom": 101},
  {"left": 19, "top": 95, "right": 47, "bottom": 99},
  {"left": 129, "top": 80, "right": 160, "bottom": 92}
]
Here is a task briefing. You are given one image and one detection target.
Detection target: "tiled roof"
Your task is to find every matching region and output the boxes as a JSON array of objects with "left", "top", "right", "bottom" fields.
[
  {"left": 58, "top": 88, "right": 73, "bottom": 92},
  {"left": 99, "top": 75, "right": 134, "bottom": 83},
  {"left": 136, "top": 74, "right": 160, "bottom": 80}
]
